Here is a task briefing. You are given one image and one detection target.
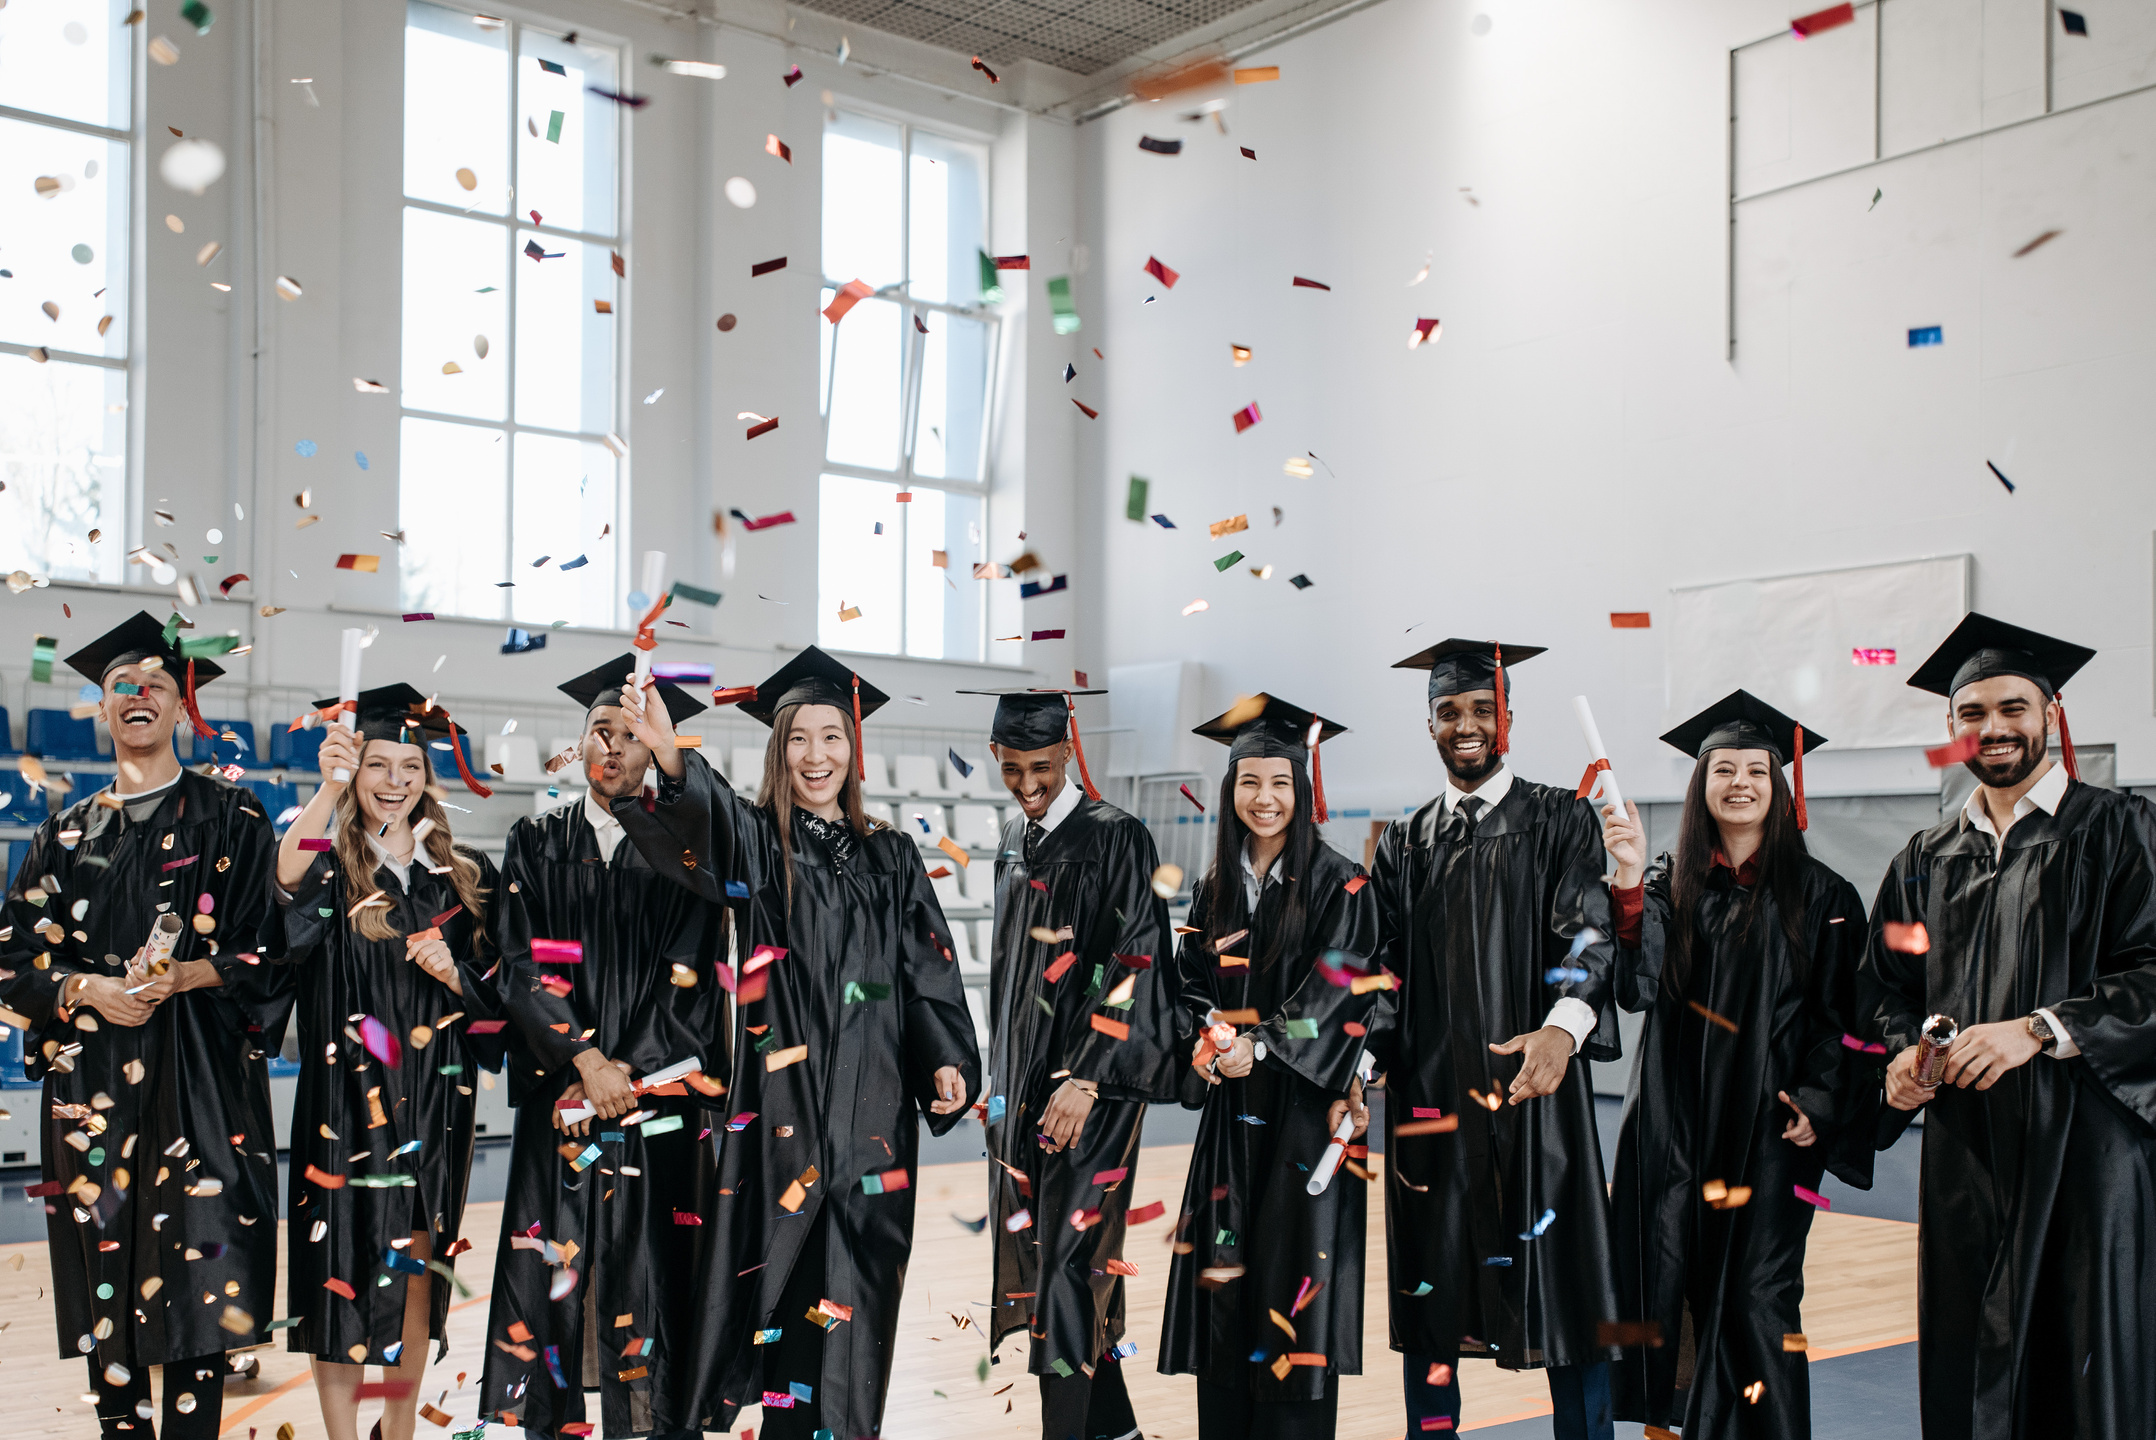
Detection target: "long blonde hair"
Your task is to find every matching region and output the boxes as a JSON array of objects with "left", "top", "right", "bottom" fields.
[
  {"left": 755, "top": 701, "right": 874, "bottom": 902},
  {"left": 334, "top": 739, "right": 489, "bottom": 942}
]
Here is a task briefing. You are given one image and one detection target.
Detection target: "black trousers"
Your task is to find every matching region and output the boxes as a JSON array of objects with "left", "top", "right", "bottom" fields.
[
  {"left": 1197, "top": 1374, "right": 1338, "bottom": 1440},
  {"left": 759, "top": 1210, "right": 830, "bottom": 1440},
  {"left": 90, "top": 1354, "right": 223, "bottom": 1439},
  {"left": 1040, "top": 1358, "right": 1136, "bottom": 1440}
]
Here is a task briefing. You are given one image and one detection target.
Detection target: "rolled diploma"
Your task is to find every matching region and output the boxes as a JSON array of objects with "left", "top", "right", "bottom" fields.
[
  {"left": 1572, "top": 695, "right": 1625, "bottom": 816},
  {"left": 1305, "top": 1107, "right": 1359, "bottom": 1197},
  {"left": 141, "top": 912, "right": 186, "bottom": 977},
  {"left": 632, "top": 551, "right": 666, "bottom": 692},
  {"left": 333, "top": 627, "right": 365, "bottom": 782}
]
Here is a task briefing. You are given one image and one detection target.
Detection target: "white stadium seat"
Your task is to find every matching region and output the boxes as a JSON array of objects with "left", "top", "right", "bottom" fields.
[
  {"left": 950, "top": 754, "right": 994, "bottom": 798},
  {"left": 964, "top": 987, "right": 990, "bottom": 1050},
  {"left": 731, "top": 746, "right": 766, "bottom": 795},
  {"left": 930, "top": 871, "right": 965, "bottom": 914},
  {"left": 892, "top": 753, "right": 942, "bottom": 794},
  {"left": 952, "top": 802, "right": 1002, "bottom": 851},
  {"left": 861, "top": 752, "right": 893, "bottom": 788},
  {"left": 903, "top": 804, "right": 951, "bottom": 841}
]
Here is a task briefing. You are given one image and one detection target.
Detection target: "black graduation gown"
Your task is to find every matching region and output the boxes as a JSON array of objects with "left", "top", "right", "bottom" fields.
[
  {"left": 1366, "top": 777, "right": 1621, "bottom": 1370},
  {"left": 1158, "top": 839, "right": 1389, "bottom": 1401},
  {"left": 479, "top": 800, "right": 725, "bottom": 1439},
  {"left": 271, "top": 846, "right": 508, "bottom": 1364},
  {"left": 1608, "top": 852, "right": 1875, "bottom": 1437},
  {"left": 0, "top": 770, "right": 287, "bottom": 1367},
  {"left": 985, "top": 794, "right": 1179, "bottom": 1377},
  {"left": 619, "top": 751, "right": 982, "bottom": 1439},
  {"left": 1860, "top": 778, "right": 2156, "bottom": 1440}
]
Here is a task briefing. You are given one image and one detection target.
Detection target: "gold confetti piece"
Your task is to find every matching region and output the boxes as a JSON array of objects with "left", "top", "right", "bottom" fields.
[
  {"left": 1208, "top": 513, "right": 1249, "bottom": 538},
  {"left": 1232, "top": 344, "right": 1251, "bottom": 365},
  {"left": 765, "top": 1045, "right": 808, "bottom": 1072},
  {"left": 149, "top": 34, "right": 178, "bottom": 63},
  {"left": 1782, "top": 1333, "right": 1808, "bottom": 1352},
  {"left": 1150, "top": 863, "right": 1183, "bottom": 899},
  {"left": 409, "top": 1024, "right": 434, "bottom": 1049},
  {"left": 195, "top": 241, "right": 221, "bottom": 267},
  {"left": 1284, "top": 456, "right": 1314, "bottom": 478},
  {"left": 455, "top": 167, "right": 477, "bottom": 190},
  {"left": 442, "top": 361, "right": 463, "bottom": 374}
]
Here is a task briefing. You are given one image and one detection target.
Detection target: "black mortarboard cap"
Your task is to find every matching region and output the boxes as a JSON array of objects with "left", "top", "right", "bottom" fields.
[
  {"left": 310, "top": 683, "right": 463, "bottom": 747},
  {"left": 557, "top": 653, "right": 709, "bottom": 726},
  {"left": 957, "top": 687, "right": 1108, "bottom": 750},
  {"left": 66, "top": 610, "right": 227, "bottom": 685},
  {"left": 739, "top": 645, "right": 890, "bottom": 728},
  {"left": 1905, "top": 612, "right": 2096, "bottom": 700},
  {"left": 1192, "top": 692, "right": 1347, "bottom": 764},
  {"left": 1392, "top": 638, "right": 1546, "bottom": 702},
  {"left": 1659, "top": 689, "right": 1827, "bottom": 763}
]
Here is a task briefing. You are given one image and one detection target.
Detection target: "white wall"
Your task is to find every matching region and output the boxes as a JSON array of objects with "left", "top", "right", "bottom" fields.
[{"left": 1075, "top": 0, "right": 2156, "bottom": 814}]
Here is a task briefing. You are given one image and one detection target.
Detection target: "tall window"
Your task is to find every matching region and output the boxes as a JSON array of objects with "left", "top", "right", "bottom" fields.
[
  {"left": 818, "top": 112, "right": 999, "bottom": 661},
  {"left": 0, "top": 0, "right": 133, "bottom": 584},
  {"left": 398, "top": 1, "right": 623, "bottom": 627}
]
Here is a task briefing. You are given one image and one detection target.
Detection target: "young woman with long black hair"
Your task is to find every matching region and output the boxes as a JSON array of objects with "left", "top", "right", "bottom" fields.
[
  {"left": 271, "top": 685, "right": 505, "bottom": 1440},
  {"left": 1158, "top": 695, "right": 1386, "bottom": 1440},
  {"left": 1601, "top": 690, "right": 1877, "bottom": 1440},
  {"left": 613, "top": 645, "right": 980, "bottom": 1440}
]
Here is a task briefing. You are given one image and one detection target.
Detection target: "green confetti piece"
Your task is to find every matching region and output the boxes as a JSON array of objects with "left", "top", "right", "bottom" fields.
[
  {"left": 1036, "top": 993, "right": 1055, "bottom": 1016},
  {"left": 160, "top": 612, "right": 182, "bottom": 647},
  {"left": 180, "top": 0, "right": 212, "bottom": 32},
  {"left": 546, "top": 110, "right": 565, "bottom": 143},
  {"left": 639, "top": 1113, "right": 684, "bottom": 1136},
  {"left": 72, "top": 244, "right": 94, "bottom": 264},
  {"left": 978, "top": 250, "right": 1004, "bottom": 306},
  {"left": 1284, "top": 1018, "right": 1320, "bottom": 1038},
  {"left": 29, "top": 634, "right": 56, "bottom": 684},
  {"left": 1047, "top": 275, "right": 1079, "bottom": 335},
  {"left": 424, "top": 1258, "right": 473, "bottom": 1298},
  {"left": 861, "top": 1173, "right": 884, "bottom": 1194},
  {"left": 1125, "top": 475, "right": 1149, "bottom": 522},
  {"left": 266, "top": 1316, "right": 302, "bottom": 1330},
  {"left": 755, "top": 1031, "right": 779, "bottom": 1051},
  {"left": 977, "top": 1356, "right": 991, "bottom": 1383},
  {"left": 1214, "top": 550, "right": 1245, "bottom": 571},
  {"left": 1049, "top": 1358, "right": 1073, "bottom": 1378},
  {"left": 1216, "top": 1228, "right": 1236, "bottom": 1246},
  {"left": 843, "top": 980, "right": 893, "bottom": 1003},
  {"left": 1086, "top": 963, "right": 1104, "bottom": 996},
  {"left": 180, "top": 633, "right": 242, "bottom": 659},
  {"left": 671, "top": 580, "right": 723, "bottom": 606}
]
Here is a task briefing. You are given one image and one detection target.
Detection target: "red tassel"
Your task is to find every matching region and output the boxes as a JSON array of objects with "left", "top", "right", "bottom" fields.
[
  {"left": 1491, "top": 642, "right": 1509, "bottom": 757},
  {"left": 2055, "top": 691, "right": 2079, "bottom": 782},
  {"left": 852, "top": 673, "right": 866, "bottom": 782},
  {"left": 1309, "top": 730, "right": 1329, "bottom": 825},
  {"left": 181, "top": 660, "right": 217, "bottom": 741},
  {"left": 1792, "top": 724, "right": 1808, "bottom": 831},
  {"left": 1065, "top": 695, "right": 1102, "bottom": 802},
  {"left": 426, "top": 702, "right": 494, "bottom": 798}
]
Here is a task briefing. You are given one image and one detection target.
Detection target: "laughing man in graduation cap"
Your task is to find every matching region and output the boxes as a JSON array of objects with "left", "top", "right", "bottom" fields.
[
  {"left": 1365, "top": 640, "right": 1622, "bottom": 1440},
  {"left": 478, "top": 655, "right": 724, "bottom": 1440},
  {"left": 959, "top": 686, "right": 1178, "bottom": 1440},
  {"left": 0, "top": 612, "right": 285, "bottom": 1439},
  {"left": 1862, "top": 614, "right": 2156, "bottom": 1438},
  {"left": 614, "top": 645, "right": 979, "bottom": 1440}
]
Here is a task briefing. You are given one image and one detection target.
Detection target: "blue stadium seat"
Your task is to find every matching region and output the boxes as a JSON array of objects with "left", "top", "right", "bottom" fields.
[
  {"left": 0, "top": 771, "right": 46, "bottom": 826},
  {"left": 429, "top": 734, "right": 477, "bottom": 779},
  {"left": 25, "top": 709, "right": 100, "bottom": 760},
  {"left": 203, "top": 719, "right": 258, "bottom": 768},
  {"left": 0, "top": 705, "right": 14, "bottom": 754},
  {"left": 271, "top": 723, "right": 326, "bottom": 772},
  {"left": 239, "top": 778, "right": 300, "bottom": 828}
]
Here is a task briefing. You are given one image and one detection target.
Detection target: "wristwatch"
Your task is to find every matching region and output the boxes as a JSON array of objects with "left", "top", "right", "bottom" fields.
[{"left": 2025, "top": 1011, "right": 2057, "bottom": 1054}]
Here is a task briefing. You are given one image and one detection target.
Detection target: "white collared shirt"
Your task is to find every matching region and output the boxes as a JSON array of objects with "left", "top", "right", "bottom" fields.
[
  {"left": 1240, "top": 837, "right": 1282, "bottom": 910},
  {"left": 1442, "top": 762, "right": 1598, "bottom": 1055},
  {"left": 584, "top": 791, "right": 628, "bottom": 863},
  {"left": 1959, "top": 760, "right": 2080, "bottom": 1058},
  {"left": 366, "top": 833, "right": 412, "bottom": 890},
  {"left": 1033, "top": 772, "right": 1083, "bottom": 836}
]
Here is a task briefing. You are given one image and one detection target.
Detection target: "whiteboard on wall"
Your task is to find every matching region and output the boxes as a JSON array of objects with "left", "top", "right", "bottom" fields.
[{"left": 1666, "top": 556, "right": 1971, "bottom": 749}]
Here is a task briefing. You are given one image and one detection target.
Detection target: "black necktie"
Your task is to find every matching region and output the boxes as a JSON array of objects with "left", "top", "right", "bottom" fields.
[
  {"left": 1025, "top": 819, "right": 1046, "bottom": 866},
  {"left": 1450, "top": 794, "right": 1485, "bottom": 841}
]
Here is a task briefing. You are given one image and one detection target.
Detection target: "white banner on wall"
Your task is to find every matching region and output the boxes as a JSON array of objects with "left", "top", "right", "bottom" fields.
[{"left": 1666, "top": 555, "right": 1971, "bottom": 750}]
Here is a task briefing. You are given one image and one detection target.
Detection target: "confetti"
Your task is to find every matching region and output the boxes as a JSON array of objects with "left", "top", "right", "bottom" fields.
[
  {"left": 1291, "top": 276, "right": 1331, "bottom": 291},
  {"left": 1790, "top": 1, "right": 1854, "bottom": 35},
  {"left": 1883, "top": 921, "right": 1930, "bottom": 954},
  {"left": 336, "top": 553, "right": 381, "bottom": 572},
  {"left": 751, "top": 256, "right": 787, "bottom": 277},
  {"left": 1686, "top": 1000, "right": 1738, "bottom": 1034},
  {"left": 1792, "top": 1183, "right": 1831, "bottom": 1210},
  {"left": 1987, "top": 460, "right": 2016, "bottom": 494},
  {"left": 2059, "top": 7, "right": 2086, "bottom": 32},
  {"left": 1143, "top": 255, "right": 1180, "bottom": 288},
  {"left": 971, "top": 54, "right": 999, "bottom": 82},
  {"left": 1137, "top": 136, "right": 1183, "bottom": 155},
  {"left": 1233, "top": 65, "right": 1279, "bottom": 82},
  {"left": 1851, "top": 647, "right": 1897, "bottom": 665},
  {"left": 1908, "top": 325, "right": 1943, "bottom": 347},
  {"left": 1232, "top": 403, "right": 1262, "bottom": 433},
  {"left": 2012, "top": 228, "right": 2063, "bottom": 256}
]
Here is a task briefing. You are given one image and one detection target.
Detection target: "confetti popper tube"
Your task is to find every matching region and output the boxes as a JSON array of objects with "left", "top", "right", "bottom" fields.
[
  {"left": 1305, "top": 1106, "right": 1357, "bottom": 1197},
  {"left": 633, "top": 551, "right": 665, "bottom": 691},
  {"left": 334, "top": 627, "right": 365, "bottom": 782},
  {"left": 1572, "top": 695, "right": 1625, "bottom": 815},
  {"left": 141, "top": 912, "right": 185, "bottom": 976},
  {"left": 1915, "top": 1013, "right": 1958, "bottom": 1087}
]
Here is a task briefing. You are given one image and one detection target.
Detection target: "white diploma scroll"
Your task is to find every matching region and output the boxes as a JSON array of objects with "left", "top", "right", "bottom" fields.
[
  {"left": 1305, "top": 1107, "right": 1359, "bottom": 1197},
  {"left": 633, "top": 551, "right": 666, "bottom": 693},
  {"left": 334, "top": 627, "right": 365, "bottom": 782},
  {"left": 1572, "top": 695, "right": 1625, "bottom": 818}
]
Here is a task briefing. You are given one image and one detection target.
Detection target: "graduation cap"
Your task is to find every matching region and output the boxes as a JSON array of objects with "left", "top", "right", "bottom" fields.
[
  {"left": 1660, "top": 689, "right": 1827, "bottom": 830},
  {"left": 310, "top": 682, "right": 493, "bottom": 798},
  {"left": 1391, "top": 638, "right": 1546, "bottom": 756},
  {"left": 1192, "top": 692, "right": 1347, "bottom": 822},
  {"left": 557, "top": 653, "right": 709, "bottom": 727},
  {"left": 738, "top": 646, "right": 889, "bottom": 780},
  {"left": 67, "top": 610, "right": 227, "bottom": 744},
  {"left": 955, "top": 688, "right": 1107, "bottom": 801},
  {"left": 1905, "top": 612, "right": 2095, "bottom": 779}
]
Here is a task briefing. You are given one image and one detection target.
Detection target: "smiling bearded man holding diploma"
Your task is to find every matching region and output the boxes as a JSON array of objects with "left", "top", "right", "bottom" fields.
[
  {"left": 1862, "top": 613, "right": 2156, "bottom": 1440},
  {"left": 960, "top": 687, "right": 1179, "bottom": 1440},
  {"left": 1367, "top": 639, "right": 1621, "bottom": 1440},
  {"left": 0, "top": 612, "right": 285, "bottom": 1439}
]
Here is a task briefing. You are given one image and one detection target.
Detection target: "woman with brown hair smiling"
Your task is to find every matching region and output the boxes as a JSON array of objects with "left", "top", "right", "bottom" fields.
[
  {"left": 614, "top": 645, "right": 979, "bottom": 1440},
  {"left": 271, "top": 684, "right": 506, "bottom": 1440}
]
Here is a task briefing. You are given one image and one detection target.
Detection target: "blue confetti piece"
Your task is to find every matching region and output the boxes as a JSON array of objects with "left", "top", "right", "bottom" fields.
[
  {"left": 627, "top": 589, "right": 649, "bottom": 609},
  {"left": 1518, "top": 1207, "right": 1556, "bottom": 1239},
  {"left": 1482, "top": 1256, "right": 1514, "bottom": 1267},
  {"left": 726, "top": 879, "right": 750, "bottom": 899},
  {"left": 383, "top": 1340, "right": 404, "bottom": 1364},
  {"left": 1235, "top": 1114, "right": 1267, "bottom": 1125},
  {"left": 947, "top": 747, "right": 973, "bottom": 779},
  {"left": 754, "top": 1327, "right": 783, "bottom": 1343},
  {"left": 545, "top": 1344, "right": 568, "bottom": 1388},
  {"left": 1111, "top": 1339, "right": 1139, "bottom": 1360},
  {"left": 294, "top": 438, "right": 317, "bottom": 457},
  {"left": 1908, "top": 325, "right": 1942, "bottom": 347},
  {"left": 789, "top": 1381, "right": 814, "bottom": 1401},
  {"left": 1987, "top": 460, "right": 2015, "bottom": 493},
  {"left": 1248, "top": 1348, "right": 1269, "bottom": 1362},
  {"left": 1410, "top": 1281, "right": 1433, "bottom": 1296},
  {"left": 355, "top": 450, "right": 369, "bottom": 470},
  {"left": 1566, "top": 926, "right": 1603, "bottom": 960},
  {"left": 1543, "top": 966, "right": 1589, "bottom": 985},
  {"left": 388, "top": 1139, "right": 424, "bottom": 1158},
  {"left": 559, "top": 554, "right": 588, "bottom": 571},
  {"left": 987, "top": 1095, "right": 1006, "bottom": 1123},
  {"left": 383, "top": 1248, "right": 428, "bottom": 1275},
  {"left": 1151, "top": 514, "right": 1176, "bottom": 528},
  {"left": 915, "top": 814, "right": 932, "bottom": 833}
]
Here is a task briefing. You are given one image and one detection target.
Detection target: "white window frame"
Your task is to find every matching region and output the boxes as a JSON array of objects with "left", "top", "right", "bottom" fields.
[
  {"left": 819, "top": 111, "right": 1004, "bottom": 661},
  {"left": 397, "top": 0, "right": 628, "bottom": 626}
]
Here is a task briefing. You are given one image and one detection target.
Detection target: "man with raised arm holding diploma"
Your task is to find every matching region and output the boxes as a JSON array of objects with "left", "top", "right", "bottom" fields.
[
  {"left": 0, "top": 612, "right": 285, "bottom": 1439},
  {"left": 1862, "top": 614, "right": 2156, "bottom": 1440},
  {"left": 1366, "top": 639, "right": 1621, "bottom": 1440}
]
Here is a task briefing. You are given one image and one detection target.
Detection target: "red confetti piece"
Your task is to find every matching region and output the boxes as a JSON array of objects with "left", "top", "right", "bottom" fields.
[
  {"left": 1072, "top": 399, "right": 1098, "bottom": 419},
  {"left": 1851, "top": 647, "right": 1897, "bottom": 665},
  {"left": 1792, "top": 1182, "right": 1831, "bottom": 1209},
  {"left": 1043, "top": 953, "right": 1078, "bottom": 983},
  {"left": 1127, "top": 1200, "right": 1166, "bottom": 1224},
  {"left": 1884, "top": 921, "right": 1930, "bottom": 954},
  {"left": 994, "top": 255, "right": 1030, "bottom": 270},
  {"left": 1090, "top": 1014, "right": 1131, "bottom": 1040},
  {"left": 1291, "top": 276, "right": 1331, "bottom": 290},
  {"left": 1344, "top": 875, "right": 1368, "bottom": 895},
  {"left": 1790, "top": 1, "right": 1855, "bottom": 35},
  {"left": 1609, "top": 612, "right": 1651, "bottom": 629},
  {"left": 323, "top": 1277, "right": 356, "bottom": 1299},
  {"left": 1925, "top": 734, "right": 1980, "bottom": 768},
  {"left": 1231, "top": 403, "right": 1262, "bottom": 433},
  {"left": 1180, "top": 782, "right": 1206, "bottom": 811},
  {"left": 532, "top": 938, "right": 584, "bottom": 963},
  {"left": 218, "top": 573, "right": 249, "bottom": 596},
  {"left": 1143, "top": 255, "right": 1180, "bottom": 288}
]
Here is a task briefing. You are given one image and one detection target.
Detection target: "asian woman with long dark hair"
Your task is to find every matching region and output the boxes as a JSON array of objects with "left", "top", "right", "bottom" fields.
[{"left": 1600, "top": 690, "right": 1877, "bottom": 1439}]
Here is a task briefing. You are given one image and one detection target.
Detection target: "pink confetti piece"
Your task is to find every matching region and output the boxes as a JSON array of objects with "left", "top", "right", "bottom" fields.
[{"left": 359, "top": 1015, "right": 402, "bottom": 1068}]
